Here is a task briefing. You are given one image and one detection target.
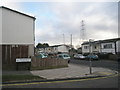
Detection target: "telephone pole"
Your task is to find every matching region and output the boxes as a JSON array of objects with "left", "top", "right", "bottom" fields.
[
  {"left": 81, "top": 20, "right": 85, "bottom": 42},
  {"left": 70, "top": 34, "right": 72, "bottom": 47},
  {"left": 63, "top": 34, "right": 65, "bottom": 45}
]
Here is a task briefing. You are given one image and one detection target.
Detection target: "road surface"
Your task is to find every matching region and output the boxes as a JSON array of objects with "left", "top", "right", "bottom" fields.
[{"left": 2, "top": 59, "right": 119, "bottom": 89}]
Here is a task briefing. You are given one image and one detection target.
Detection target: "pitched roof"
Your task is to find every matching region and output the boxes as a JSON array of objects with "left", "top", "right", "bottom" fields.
[
  {"left": 82, "top": 38, "right": 120, "bottom": 45},
  {"left": 0, "top": 6, "right": 36, "bottom": 19},
  {"left": 50, "top": 44, "right": 69, "bottom": 47}
]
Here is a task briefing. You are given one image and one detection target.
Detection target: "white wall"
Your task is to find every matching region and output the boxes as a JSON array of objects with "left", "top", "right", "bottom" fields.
[
  {"left": 116, "top": 40, "right": 120, "bottom": 53},
  {"left": 28, "top": 44, "right": 34, "bottom": 57},
  {"left": 101, "top": 42, "right": 115, "bottom": 54},
  {"left": 2, "top": 8, "right": 35, "bottom": 44},
  {"left": 58, "top": 45, "right": 69, "bottom": 53},
  {"left": 0, "top": 8, "right": 2, "bottom": 44},
  {"left": 53, "top": 47, "right": 58, "bottom": 53},
  {"left": 92, "top": 44, "right": 100, "bottom": 53},
  {"left": 82, "top": 45, "right": 89, "bottom": 53}
]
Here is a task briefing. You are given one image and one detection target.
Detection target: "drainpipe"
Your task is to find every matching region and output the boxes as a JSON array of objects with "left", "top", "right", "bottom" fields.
[{"left": 114, "top": 41, "right": 117, "bottom": 54}]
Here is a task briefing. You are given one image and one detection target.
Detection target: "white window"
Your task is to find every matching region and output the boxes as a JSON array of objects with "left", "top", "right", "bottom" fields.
[
  {"left": 84, "top": 46, "right": 89, "bottom": 49},
  {"left": 103, "top": 44, "right": 112, "bottom": 49},
  {"left": 94, "top": 46, "right": 97, "bottom": 49}
]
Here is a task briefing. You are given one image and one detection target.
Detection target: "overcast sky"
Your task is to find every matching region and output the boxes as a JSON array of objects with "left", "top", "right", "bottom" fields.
[{"left": 0, "top": 0, "right": 118, "bottom": 48}]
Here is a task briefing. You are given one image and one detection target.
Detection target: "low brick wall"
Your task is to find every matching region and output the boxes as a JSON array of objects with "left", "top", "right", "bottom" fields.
[{"left": 31, "top": 57, "right": 68, "bottom": 70}]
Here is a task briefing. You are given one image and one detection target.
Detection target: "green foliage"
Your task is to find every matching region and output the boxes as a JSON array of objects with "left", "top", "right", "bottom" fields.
[{"left": 36, "top": 43, "right": 49, "bottom": 48}]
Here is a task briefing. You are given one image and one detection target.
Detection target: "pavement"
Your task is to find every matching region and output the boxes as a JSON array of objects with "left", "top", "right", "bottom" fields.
[
  {"left": 30, "top": 64, "right": 118, "bottom": 80},
  {"left": 3, "top": 63, "right": 118, "bottom": 80}
]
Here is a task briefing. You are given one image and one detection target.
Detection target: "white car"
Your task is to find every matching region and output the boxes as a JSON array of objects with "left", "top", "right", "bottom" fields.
[
  {"left": 74, "top": 54, "right": 85, "bottom": 60},
  {"left": 57, "top": 54, "right": 70, "bottom": 63}
]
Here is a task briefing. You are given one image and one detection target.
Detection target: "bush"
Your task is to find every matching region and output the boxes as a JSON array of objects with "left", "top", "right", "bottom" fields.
[
  {"left": 97, "top": 53, "right": 117, "bottom": 60},
  {"left": 83, "top": 53, "right": 89, "bottom": 56},
  {"left": 97, "top": 53, "right": 109, "bottom": 59}
]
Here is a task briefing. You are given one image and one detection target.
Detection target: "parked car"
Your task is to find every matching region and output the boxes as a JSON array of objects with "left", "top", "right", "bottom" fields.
[
  {"left": 86, "top": 54, "right": 99, "bottom": 60},
  {"left": 37, "top": 53, "right": 48, "bottom": 58},
  {"left": 57, "top": 54, "right": 70, "bottom": 63},
  {"left": 74, "top": 54, "right": 86, "bottom": 60}
]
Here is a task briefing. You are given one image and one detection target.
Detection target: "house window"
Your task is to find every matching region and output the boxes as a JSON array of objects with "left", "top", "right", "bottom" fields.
[
  {"left": 84, "top": 46, "right": 88, "bottom": 49},
  {"left": 103, "top": 44, "right": 112, "bottom": 49},
  {"left": 94, "top": 46, "right": 97, "bottom": 49},
  {"left": 54, "top": 48, "right": 57, "bottom": 50}
]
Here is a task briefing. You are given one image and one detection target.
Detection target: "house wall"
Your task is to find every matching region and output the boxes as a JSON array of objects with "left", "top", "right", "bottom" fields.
[
  {"left": 101, "top": 42, "right": 115, "bottom": 54},
  {"left": 28, "top": 44, "right": 34, "bottom": 57},
  {"left": 0, "top": 8, "right": 2, "bottom": 44},
  {"left": 92, "top": 43, "right": 100, "bottom": 53},
  {"left": 52, "top": 47, "right": 57, "bottom": 53},
  {"left": 37, "top": 45, "right": 69, "bottom": 54},
  {"left": 1, "top": 7, "right": 35, "bottom": 57},
  {"left": 45, "top": 47, "right": 52, "bottom": 54},
  {"left": 82, "top": 45, "right": 89, "bottom": 54},
  {"left": 116, "top": 40, "right": 120, "bottom": 53},
  {"left": 82, "top": 44, "right": 100, "bottom": 54},
  {"left": 1, "top": 7, "right": 35, "bottom": 68},
  {"left": 2, "top": 8, "right": 35, "bottom": 45},
  {"left": 45, "top": 47, "right": 59, "bottom": 54},
  {"left": 58, "top": 45, "right": 69, "bottom": 53},
  {"left": 82, "top": 40, "right": 120, "bottom": 54}
]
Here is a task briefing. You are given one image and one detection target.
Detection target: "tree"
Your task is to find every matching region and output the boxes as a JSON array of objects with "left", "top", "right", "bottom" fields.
[{"left": 36, "top": 43, "right": 49, "bottom": 48}]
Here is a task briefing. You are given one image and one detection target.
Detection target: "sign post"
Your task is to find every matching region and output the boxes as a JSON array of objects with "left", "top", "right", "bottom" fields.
[
  {"left": 89, "top": 39, "right": 93, "bottom": 74},
  {"left": 89, "top": 57, "right": 92, "bottom": 74}
]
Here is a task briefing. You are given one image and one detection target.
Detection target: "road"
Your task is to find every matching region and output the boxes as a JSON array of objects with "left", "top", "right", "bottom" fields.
[
  {"left": 2, "top": 59, "right": 119, "bottom": 89},
  {"left": 70, "top": 59, "right": 118, "bottom": 71},
  {"left": 2, "top": 75, "right": 118, "bottom": 88}
]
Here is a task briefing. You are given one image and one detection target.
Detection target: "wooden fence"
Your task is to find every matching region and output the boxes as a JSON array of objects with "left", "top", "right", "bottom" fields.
[
  {"left": 2, "top": 45, "right": 28, "bottom": 64},
  {"left": 31, "top": 57, "right": 68, "bottom": 70}
]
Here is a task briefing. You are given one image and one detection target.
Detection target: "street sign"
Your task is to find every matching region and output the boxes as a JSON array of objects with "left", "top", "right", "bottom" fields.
[{"left": 16, "top": 58, "right": 31, "bottom": 62}]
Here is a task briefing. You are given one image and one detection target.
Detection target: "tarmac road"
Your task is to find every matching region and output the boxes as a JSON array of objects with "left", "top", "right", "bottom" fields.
[
  {"left": 2, "top": 59, "right": 119, "bottom": 89},
  {"left": 70, "top": 59, "right": 118, "bottom": 71},
  {"left": 2, "top": 74, "right": 118, "bottom": 88}
]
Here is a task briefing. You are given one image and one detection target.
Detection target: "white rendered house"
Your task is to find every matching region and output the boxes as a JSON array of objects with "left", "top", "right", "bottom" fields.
[
  {"left": 0, "top": 6, "right": 36, "bottom": 64},
  {"left": 82, "top": 38, "right": 120, "bottom": 54}
]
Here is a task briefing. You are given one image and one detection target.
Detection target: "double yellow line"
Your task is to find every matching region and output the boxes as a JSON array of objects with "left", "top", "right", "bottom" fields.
[{"left": 1, "top": 74, "right": 118, "bottom": 87}]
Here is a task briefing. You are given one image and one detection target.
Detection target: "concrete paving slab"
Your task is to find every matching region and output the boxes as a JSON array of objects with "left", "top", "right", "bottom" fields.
[{"left": 30, "top": 64, "right": 117, "bottom": 79}]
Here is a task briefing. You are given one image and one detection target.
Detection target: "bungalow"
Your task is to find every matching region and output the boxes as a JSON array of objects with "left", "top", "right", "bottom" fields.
[
  {"left": 36, "top": 44, "right": 70, "bottom": 54},
  {"left": 0, "top": 6, "right": 35, "bottom": 64},
  {"left": 82, "top": 38, "right": 120, "bottom": 54}
]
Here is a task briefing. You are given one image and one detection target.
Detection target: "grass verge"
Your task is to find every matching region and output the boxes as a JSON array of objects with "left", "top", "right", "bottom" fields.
[{"left": 2, "top": 75, "right": 45, "bottom": 82}]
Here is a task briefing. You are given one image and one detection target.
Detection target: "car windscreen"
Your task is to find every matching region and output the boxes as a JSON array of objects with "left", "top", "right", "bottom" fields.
[{"left": 64, "top": 55, "right": 69, "bottom": 57}]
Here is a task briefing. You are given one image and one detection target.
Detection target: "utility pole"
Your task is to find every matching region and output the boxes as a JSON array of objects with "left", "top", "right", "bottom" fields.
[
  {"left": 89, "top": 39, "right": 93, "bottom": 74},
  {"left": 63, "top": 34, "right": 65, "bottom": 45},
  {"left": 71, "top": 34, "right": 72, "bottom": 47},
  {"left": 81, "top": 20, "right": 85, "bottom": 42}
]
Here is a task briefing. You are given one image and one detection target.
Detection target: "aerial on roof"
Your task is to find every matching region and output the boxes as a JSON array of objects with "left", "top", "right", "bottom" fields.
[
  {"left": 82, "top": 38, "right": 120, "bottom": 45},
  {"left": 0, "top": 6, "right": 36, "bottom": 19}
]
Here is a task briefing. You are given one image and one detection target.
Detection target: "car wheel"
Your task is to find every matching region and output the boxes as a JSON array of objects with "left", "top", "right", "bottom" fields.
[{"left": 68, "top": 60, "right": 70, "bottom": 63}]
